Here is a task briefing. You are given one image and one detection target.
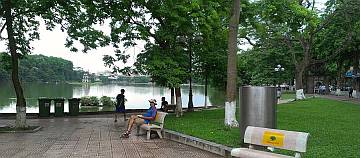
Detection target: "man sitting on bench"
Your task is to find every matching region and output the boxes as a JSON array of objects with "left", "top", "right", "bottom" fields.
[
  {"left": 121, "top": 99, "right": 157, "bottom": 138},
  {"left": 160, "top": 97, "right": 168, "bottom": 112}
]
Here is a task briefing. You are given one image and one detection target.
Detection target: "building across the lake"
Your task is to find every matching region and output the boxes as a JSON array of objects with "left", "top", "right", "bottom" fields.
[{"left": 82, "top": 73, "right": 89, "bottom": 83}]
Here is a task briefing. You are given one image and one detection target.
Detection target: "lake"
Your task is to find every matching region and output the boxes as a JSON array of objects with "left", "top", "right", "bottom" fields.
[{"left": 0, "top": 82, "right": 226, "bottom": 113}]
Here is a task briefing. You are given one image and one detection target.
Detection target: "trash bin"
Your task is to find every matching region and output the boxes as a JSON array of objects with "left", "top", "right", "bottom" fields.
[
  {"left": 53, "top": 98, "right": 65, "bottom": 117},
  {"left": 38, "top": 97, "right": 52, "bottom": 117},
  {"left": 239, "top": 86, "right": 277, "bottom": 142},
  {"left": 68, "top": 98, "right": 81, "bottom": 116}
]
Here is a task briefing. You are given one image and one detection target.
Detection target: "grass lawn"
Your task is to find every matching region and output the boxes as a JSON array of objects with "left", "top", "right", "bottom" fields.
[
  {"left": 281, "top": 92, "right": 295, "bottom": 100},
  {"left": 0, "top": 126, "right": 40, "bottom": 132},
  {"left": 281, "top": 91, "right": 315, "bottom": 100},
  {"left": 164, "top": 98, "right": 360, "bottom": 158}
]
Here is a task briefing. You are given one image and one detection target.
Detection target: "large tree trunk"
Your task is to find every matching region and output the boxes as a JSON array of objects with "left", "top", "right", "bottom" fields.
[
  {"left": 335, "top": 61, "right": 342, "bottom": 96},
  {"left": 224, "top": 0, "right": 241, "bottom": 127},
  {"left": 204, "top": 74, "right": 208, "bottom": 108},
  {"left": 324, "top": 77, "right": 330, "bottom": 94},
  {"left": 170, "top": 87, "right": 175, "bottom": 104},
  {"left": 306, "top": 75, "right": 314, "bottom": 94},
  {"left": 295, "top": 64, "right": 306, "bottom": 100},
  {"left": 352, "top": 52, "right": 359, "bottom": 98},
  {"left": 4, "top": 0, "right": 27, "bottom": 128},
  {"left": 175, "top": 87, "right": 182, "bottom": 117}
]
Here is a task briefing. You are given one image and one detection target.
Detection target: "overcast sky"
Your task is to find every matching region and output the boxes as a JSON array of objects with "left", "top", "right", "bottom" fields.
[
  {"left": 0, "top": 20, "right": 144, "bottom": 73},
  {"left": 0, "top": 1, "right": 327, "bottom": 73}
]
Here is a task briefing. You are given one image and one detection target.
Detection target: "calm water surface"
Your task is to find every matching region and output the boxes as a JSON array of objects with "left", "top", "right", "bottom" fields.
[{"left": 0, "top": 82, "right": 225, "bottom": 113}]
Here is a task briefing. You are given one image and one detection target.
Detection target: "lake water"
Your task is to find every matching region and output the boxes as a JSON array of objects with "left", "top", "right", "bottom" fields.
[{"left": 0, "top": 82, "right": 226, "bottom": 113}]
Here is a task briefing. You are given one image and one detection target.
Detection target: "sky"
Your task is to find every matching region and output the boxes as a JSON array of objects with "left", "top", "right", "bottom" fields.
[
  {"left": 0, "top": 20, "right": 145, "bottom": 73},
  {"left": 0, "top": 1, "right": 327, "bottom": 73}
]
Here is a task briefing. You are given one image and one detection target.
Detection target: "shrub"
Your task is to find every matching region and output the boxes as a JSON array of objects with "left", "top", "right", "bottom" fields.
[
  {"left": 89, "top": 96, "right": 100, "bottom": 106},
  {"left": 80, "top": 97, "right": 90, "bottom": 106},
  {"left": 80, "top": 96, "right": 99, "bottom": 106},
  {"left": 100, "top": 96, "right": 115, "bottom": 107}
]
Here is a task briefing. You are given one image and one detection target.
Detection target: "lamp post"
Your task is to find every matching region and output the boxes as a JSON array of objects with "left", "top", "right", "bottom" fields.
[
  {"left": 274, "top": 64, "right": 285, "bottom": 101},
  {"left": 177, "top": 35, "right": 202, "bottom": 112}
]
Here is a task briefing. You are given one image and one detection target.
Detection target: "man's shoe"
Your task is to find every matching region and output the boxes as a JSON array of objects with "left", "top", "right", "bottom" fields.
[{"left": 121, "top": 132, "right": 130, "bottom": 138}]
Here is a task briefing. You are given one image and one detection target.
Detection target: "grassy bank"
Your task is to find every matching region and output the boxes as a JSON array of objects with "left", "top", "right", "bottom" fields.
[{"left": 164, "top": 98, "right": 360, "bottom": 157}]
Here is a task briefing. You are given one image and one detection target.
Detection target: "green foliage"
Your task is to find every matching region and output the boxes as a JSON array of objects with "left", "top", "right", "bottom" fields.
[
  {"left": 237, "top": 45, "right": 295, "bottom": 86},
  {"left": 0, "top": 54, "right": 83, "bottom": 82},
  {"left": 132, "top": 1, "right": 231, "bottom": 88},
  {"left": 165, "top": 98, "right": 360, "bottom": 157},
  {"left": 100, "top": 96, "right": 115, "bottom": 107},
  {"left": 0, "top": 53, "right": 10, "bottom": 81},
  {"left": 0, "top": 126, "right": 40, "bottom": 132},
  {"left": 80, "top": 96, "right": 99, "bottom": 106},
  {"left": 236, "top": 0, "right": 360, "bottom": 89},
  {"left": 58, "top": 0, "right": 232, "bottom": 88}
]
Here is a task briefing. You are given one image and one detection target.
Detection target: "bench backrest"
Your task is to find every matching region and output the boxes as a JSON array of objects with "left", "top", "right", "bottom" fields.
[
  {"left": 244, "top": 126, "right": 310, "bottom": 153},
  {"left": 153, "top": 111, "right": 168, "bottom": 128}
]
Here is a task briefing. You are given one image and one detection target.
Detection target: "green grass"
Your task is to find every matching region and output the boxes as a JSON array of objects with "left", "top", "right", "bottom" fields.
[
  {"left": 165, "top": 109, "right": 241, "bottom": 147},
  {"left": 280, "top": 93, "right": 295, "bottom": 100},
  {"left": 0, "top": 126, "right": 39, "bottom": 132},
  {"left": 281, "top": 91, "right": 315, "bottom": 100},
  {"left": 164, "top": 98, "right": 360, "bottom": 158}
]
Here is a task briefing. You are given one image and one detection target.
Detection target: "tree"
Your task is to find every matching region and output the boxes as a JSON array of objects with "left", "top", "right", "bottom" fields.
[
  {"left": 1, "top": 0, "right": 37, "bottom": 128},
  {"left": 318, "top": 0, "right": 360, "bottom": 94},
  {"left": 239, "top": 0, "right": 360, "bottom": 99},
  {"left": 62, "top": 0, "right": 232, "bottom": 116},
  {"left": 0, "top": 1, "right": 103, "bottom": 127},
  {"left": 225, "top": 0, "right": 241, "bottom": 127}
]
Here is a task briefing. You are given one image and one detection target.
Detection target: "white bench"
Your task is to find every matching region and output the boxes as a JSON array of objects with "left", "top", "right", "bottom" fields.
[
  {"left": 137, "top": 111, "right": 168, "bottom": 139},
  {"left": 231, "top": 126, "right": 310, "bottom": 158}
]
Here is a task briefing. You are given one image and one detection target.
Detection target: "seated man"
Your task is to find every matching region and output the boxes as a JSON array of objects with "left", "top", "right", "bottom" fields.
[
  {"left": 121, "top": 99, "right": 157, "bottom": 138},
  {"left": 160, "top": 97, "right": 168, "bottom": 112}
]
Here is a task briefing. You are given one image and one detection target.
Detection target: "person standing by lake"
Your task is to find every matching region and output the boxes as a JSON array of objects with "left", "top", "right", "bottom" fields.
[{"left": 115, "top": 89, "right": 126, "bottom": 122}]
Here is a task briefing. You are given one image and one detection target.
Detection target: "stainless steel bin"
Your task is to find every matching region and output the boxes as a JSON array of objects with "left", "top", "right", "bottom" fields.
[{"left": 240, "top": 86, "right": 277, "bottom": 141}]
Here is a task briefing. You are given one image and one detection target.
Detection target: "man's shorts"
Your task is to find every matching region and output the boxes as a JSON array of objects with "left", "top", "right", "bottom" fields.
[
  {"left": 115, "top": 106, "right": 125, "bottom": 113},
  {"left": 135, "top": 117, "right": 145, "bottom": 125}
]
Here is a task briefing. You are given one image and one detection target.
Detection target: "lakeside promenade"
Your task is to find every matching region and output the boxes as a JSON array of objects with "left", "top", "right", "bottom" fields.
[{"left": 0, "top": 116, "right": 220, "bottom": 158}]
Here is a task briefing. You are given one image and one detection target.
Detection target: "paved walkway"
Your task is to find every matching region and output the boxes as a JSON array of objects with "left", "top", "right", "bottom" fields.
[
  {"left": 318, "top": 94, "right": 360, "bottom": 104},
  {"left": 0, "top": 116, "right": 221, "bottom": 158}
]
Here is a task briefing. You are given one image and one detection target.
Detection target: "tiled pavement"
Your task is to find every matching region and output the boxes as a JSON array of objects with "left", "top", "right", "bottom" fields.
[
  {"left": 0, "top": 117, "right": 221, "bottom": 158},
  {"left": 318, "top": 94, "right": 360, "bottom": 104}
]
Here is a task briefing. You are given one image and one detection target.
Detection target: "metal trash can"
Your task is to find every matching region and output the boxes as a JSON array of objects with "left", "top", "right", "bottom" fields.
[
  {"left": 53, "top": 98, "right": 65, "bottom": 117},
  {"left": 38, "top": 97, "right": 52, "bottom": 117},
  {"left": 239, "top": 86, "right": 277, "bottom": 141},
  {"left": 68, "top": 98, "right": 81, "bottom": 116}
]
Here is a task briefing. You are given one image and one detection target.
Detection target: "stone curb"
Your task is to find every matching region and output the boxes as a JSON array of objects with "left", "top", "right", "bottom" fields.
[
  {"left": 0, "top": 126, "right": 42, "bottom": 133},
  {"left": 163, "top": 129, "right": 233, "bottom": 157}
]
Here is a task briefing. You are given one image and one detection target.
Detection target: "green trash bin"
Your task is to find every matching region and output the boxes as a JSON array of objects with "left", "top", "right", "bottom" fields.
[
  {"left": 68, "top": 98, "right": 80, "bottom": 116},
  {"left": 38, "top": 98, "right": 52, "bottom": 117},
  {"left": 53, "top": 98, "right": 65, "bottom": 117}
]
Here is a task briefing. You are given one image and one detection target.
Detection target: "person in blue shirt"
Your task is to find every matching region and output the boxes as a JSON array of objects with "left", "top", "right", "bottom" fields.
[{"left": 121, "top": 99, "right": 157, "bottom": 138}]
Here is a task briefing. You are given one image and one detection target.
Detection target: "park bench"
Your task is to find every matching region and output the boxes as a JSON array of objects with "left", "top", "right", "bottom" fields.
[
  {"left": 137, "top": 111, "right": 168, "bottom": 140},
  {"left": 163, "top": 104, "right": 176, "bottom": 112},
  {"left": 231, "top": 126, "right": 310, "bottom": 158}
]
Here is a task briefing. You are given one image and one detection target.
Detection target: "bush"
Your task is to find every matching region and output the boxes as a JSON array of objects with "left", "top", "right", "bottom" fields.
[
  {"left": 80, "top": 97, "right": 90, "bottom": 106},
  {"left": 100, "top": 96, "right": 115, "bottom": 107},
  {"left": 80, "top": 96, "right": 100, "bottom": 106}
]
